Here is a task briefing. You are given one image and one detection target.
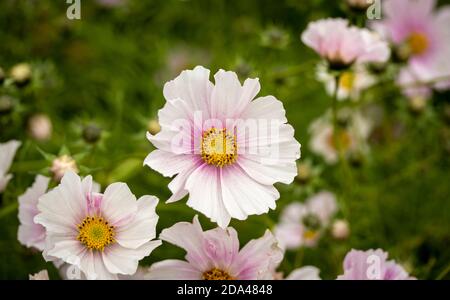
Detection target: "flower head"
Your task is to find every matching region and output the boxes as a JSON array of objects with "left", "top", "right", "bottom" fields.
[
  {"left": 0, "top": 140, "right": 21, "bottom": 193},
  {"left": 28, "top": 114, "right": 52, "bottom": 141},
  {"left": 275, "top": 191, "right": 337, "bottom": 249},
  {"left": 146, "top": 215, "right": 283, "bottom": 280},
  {"left": 144, "top": 66, "right": 300, "bottom": 228},
  {"left": 337, "top": 249, "right": 415, "bottom": 280},
  {"left": 301, "top": 18, "right": 390, "bottom": 69},
  {"left": 34, "top": 171, "right": 161, "bottom": 280},
  {"left": 50, "top": 155, "right": 79, "bottom": 182},
  {"left": 18, "top": 175, "right": 50, "bottom": 251}
]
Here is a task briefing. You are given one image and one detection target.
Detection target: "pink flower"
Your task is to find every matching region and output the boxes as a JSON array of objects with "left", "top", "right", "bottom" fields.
[
  {"left": 34, "top": 171, "right": 161, "bottom": 280},
  {"left": 146, "top": 215, "right": 283, "bottom": 280},
  {"left": 337, "top": 249, "right": 415, "bottom": 280},
  {"left": 373, "top": 0, "right": 450, "bottom": 88},
  {"left": 0, "top": 140, "right": 21, "bottom": 193},
  {"left": 18, "top": 175, "right": 50, "bottom": 251},
  {"left": 274, "top": 191, "right": 337, "bottom": 249},
  {"left": 144, "top": 66, "right": 301, "bottom": 228},
  {"left": 301, "top": 18, "right": 390, "bottom": 68}
]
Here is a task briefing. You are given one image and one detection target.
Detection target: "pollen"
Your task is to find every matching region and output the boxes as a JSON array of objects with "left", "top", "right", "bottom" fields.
[
  {"left": 408, "top": 32, "right": 429, "bottom": 55},
  {"left": 201, "top": 128, "right": 237, "bottom": 167},
  {"left": 202, "top": 268, "right": 235, "bottom": 280},
  {"left": 77, "top": 216, "right": 115, "bottom": 251}
]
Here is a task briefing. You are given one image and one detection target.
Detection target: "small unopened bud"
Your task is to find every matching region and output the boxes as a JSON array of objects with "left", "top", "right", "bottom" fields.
[
  {"left": 28, "top": 114, "right": 52, "bottom": 141},
  {"left": 346, "top": 0, "right": 371, "bottom": 11},
  {"left": 332, "top": 219, "right": 350, "bottom": 240},
  {"left": 408, "top": 96, "right": 427, "bottom": 113},
  {"left": 148, "top": 119, "right": 161, "bottom": 135},
  {"left": 82, "top": 123, "right": 102, "bottom": 144},
  {"left": 51, "top": 155, "right": 79, "bottom": 182},
  {"left": 296, "top": 162, "right": 312, "bottom": 183},
  {"left": 0, "top": 95, "right": 14, "bottom": 115},
  {"left": 10, "top": 63, "right": 32, "bottom": 87}
]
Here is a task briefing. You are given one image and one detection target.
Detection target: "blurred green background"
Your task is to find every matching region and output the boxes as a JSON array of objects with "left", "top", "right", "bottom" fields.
[{"left": 0, "top": 0, "right": 449, "bottom": 280}]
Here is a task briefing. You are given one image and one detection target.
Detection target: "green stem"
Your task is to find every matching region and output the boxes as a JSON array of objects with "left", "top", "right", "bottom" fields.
[{"left": 0, "top": 202, "right": 18, "bottom": 220}]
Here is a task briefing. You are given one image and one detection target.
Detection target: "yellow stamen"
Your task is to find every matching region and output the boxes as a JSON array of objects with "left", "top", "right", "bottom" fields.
[
  {"left": 339, "top": 71, "right": 355, "bottom": 91},
  {"left": 201, "top": 128, "right": 237, "bottom": 167},
  {"left": 303, "top": 230, "right": 318, "bottom": 241},
  {"left": 202, "top": 268, "right": 235, "bottom": 280},
  {"left": 408, "top": 32, "right": 429, "bottom": 55},
  {"left": 327, "top": 130, "right": 352, "bottom": 151},
  {"left": 77, "top": 216, "right": 115, "bottom": 251}
]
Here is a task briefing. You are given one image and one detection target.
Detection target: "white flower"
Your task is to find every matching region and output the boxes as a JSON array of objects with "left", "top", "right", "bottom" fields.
[
  {"left": 274, "top": 191, "right": 337, "bottom": 249},
  {"left": 309, "top": 110, "right": 372, "bottom": 164},
  {"left": 0, "top": 140, "right": 21, "bottom": 193},
  {"left": 146, "top": 215, "right": 283, "bottom": 280},
  {"left": 144, "top": 66, "right": 301, "bottom": 228},
  {"left": 34, "top": 171, "right": 161, "bottom": 280},
  {"left": 316, "top": 64, "right": 376, "bottom": 101}
]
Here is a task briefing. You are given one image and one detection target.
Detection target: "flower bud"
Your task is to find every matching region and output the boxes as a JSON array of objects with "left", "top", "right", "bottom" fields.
[
  {"left": 332, "top": 219, "right": 350, "bottom": 240},
  {"left": 147, "top": 119, "right": 161, "bottom": 135},
  {"left": 346, "top": 0, "right": 371, "bottom": 11},
  {"left": 28, "top": 114, "right": 52, "bottom": 141},
  {"left": 10, "top": 63, "right": 32, "bottom": 87},
  {"left": 82, "top": 123, "right": 102, "bottom": 144},
  {"left": 408, "top": 96, "right": 427, "bottom": 113},
  {"left": 296, "top": 162, "right": 312, "bottom": 183},
  {"left": 50, "top": 155, "right": 79, "bottom": 182},
  {"left": 0, "top": 95, "right": 14, "bottom": 115}
]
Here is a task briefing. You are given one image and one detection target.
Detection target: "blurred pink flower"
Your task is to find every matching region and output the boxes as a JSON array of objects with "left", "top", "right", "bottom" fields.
[
  {"left": 146, "top": 215, "right": 283, "bottom": 280},
  {"left": 274, "top": 191, "right": 337, "bottom": 249},
  {"left": 34, "top": 171, "right": 161, "bottom": 280},
  {"left": 0, "top": 140, "right": 21, "bottom": 193},
  {"left": 373, "top": 0, "right": 450, "bottom": 89},
  {"left": 144, "top": 66, "right": 300, "bottom": 228},
  {"left": 337, "top": 249, "right": 415, "bottom": 280},
  {"left": 301, "top": 18, "right": 390, "bottom": 68},
  {"left": 18, "top": 175, "right": 50, "bottom": 251}
]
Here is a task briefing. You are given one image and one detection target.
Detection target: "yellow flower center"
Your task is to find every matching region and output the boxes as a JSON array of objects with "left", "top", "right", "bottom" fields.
[
  {"left": 202, "top": 268, "right": 235, "bottom": 280},
  {"left": 303, "top": 229, "right": 318, "bottom": 241},
  {"left": 77, "top": 216, "right": 115, "bottom": 251},
  {"left": 327, "top": 130, "right": 352, "bottom": 151},
  {"left": 201, "top": 128, "right": 237, "bottom": 167},
  {"left": 339, "top": 71, "right": 355, "bottom": 91},
  {"left": 407, "top": 32, "right": 429, "bottom": 55}
]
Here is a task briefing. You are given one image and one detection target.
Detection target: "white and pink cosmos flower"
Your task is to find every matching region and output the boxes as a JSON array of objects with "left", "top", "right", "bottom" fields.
[
  {"left": 18, "top": 175, "right": 51, "bottom": 251},
  {"left": 337, "top": 249, "right": 415, "bottom": 280},
  {"left": 0, "top": 140, "right": 21, "bottom": 193},
  {"left": 146, "top": 215, "right": 283, "bottom": 280},
  {"left": 34, "top": 171, "right": 161, "bottom": 280},
  {"left": 274, "top": 191, "right": 337, "bottom": 249},
  {"left": 301, "top": 18, "right": 390, "bottom": 68},
  {"left": 372, "top": 0, "right": 450, "bottom": 92},
  {"left": 144, "top": 66, "right": 301, "bottom": 228}
]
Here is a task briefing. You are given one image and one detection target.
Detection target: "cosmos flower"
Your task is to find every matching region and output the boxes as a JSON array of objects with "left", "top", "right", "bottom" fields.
[
  {"left": 309, "top": 110, "right": 372, "bottom": 164},
  {"left": 301, "top": 18, "right": 390, "bottom": 69},
  {"left": 146, "top": 215, "right": 283, "bottom": 280},
  {"left": 316, "top": 64, "right": 376, "bottom": 101},
  {"left": 372, "top": 0, "right": 450, "bottom": 89},
  {"left": 337, "top": 249, "right": 415, "bottom": 280},
  {"left": 18, "top": 175, "right": 51, "bottom": 251},
  {"left": 0, "top": 140, "right": 21, "bottom": 193},
  {"left": 34, "top": 171, "right": 161, "bottom": 280},
  {"left": 29, "top": 270, "right": 49, "bottom": 280},
  {"left": 274, "top": 191, "right": 337, "bottom": 249},
  {"left": 144, "top": 66, "right": 301, "bottom": 228},
  {"left": 284, "top": 266, "right": 321, "bottom": 280}
]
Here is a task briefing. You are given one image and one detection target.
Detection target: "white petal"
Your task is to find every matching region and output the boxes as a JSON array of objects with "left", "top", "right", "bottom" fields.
[
  {"left": 100, "top": 182, "right": 137, "bottom": 227},
  {"left": 185, "top": 165, "right": 231, "bottom": 228},
  {"left": 146, "top": 259, "right": 202, "bottom": 280},
  {"left": 0, "top": 140, "right": 21, "bottom": 175},
  {"left": 159, "top": 215, "right": 211, "bottom": 271},
  {"left": 240, "top": 96, "right": 287, "bottom": 123},
  {"left": 144, "top": 149, "right": 196, "bottom": 178},
  {"left": 286, "top": 266, "right": 321, "bottom": 280},
  {"left": 115, "top": 195, "right": 159, "bottom": 249}
]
